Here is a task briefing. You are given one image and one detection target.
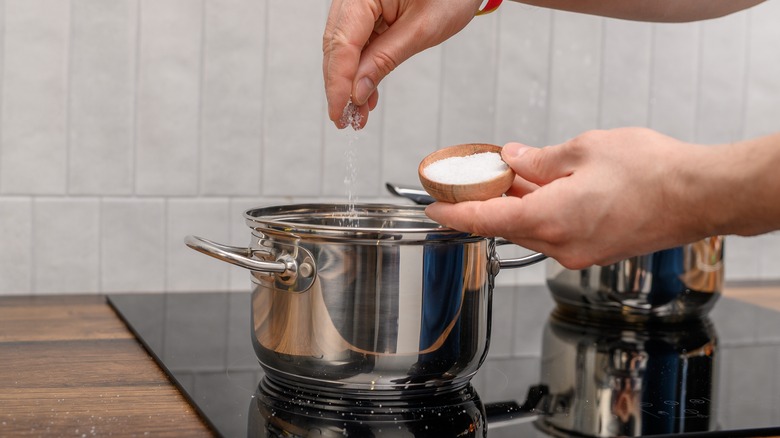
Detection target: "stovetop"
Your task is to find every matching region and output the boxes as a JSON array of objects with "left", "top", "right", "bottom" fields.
[{"left": 108, "top": 285, "right": 780, "bottom": 437}]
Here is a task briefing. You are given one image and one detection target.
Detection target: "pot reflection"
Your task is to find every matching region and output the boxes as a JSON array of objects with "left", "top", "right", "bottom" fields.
[
  {"left": 535, "top": 311, "right": 718, "bottom": 437},
  {"left": 248, "top": 377, "right": 487, "bottom": 437}
]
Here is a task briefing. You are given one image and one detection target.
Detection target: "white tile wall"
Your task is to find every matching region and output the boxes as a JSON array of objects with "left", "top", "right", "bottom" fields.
[
  {"left": 135, "top": 0, "right": 202, "bottom": 195},
  {"left": 0, "top": 2, "right": 778, "bottom": 294},
  {"left": 1, "top": 0, "right": 69, "bottom": 195},
  {"left": 200, "top": 0, "right": 265, "bottom": 196},
  {"left": 100, "top": 198, "right": 165, "bottom": 292},
  {"left": 33, "top": 197, "right": 100, "bottom": 293},
  {"left": 69, "top": 0, "right": 136, "bottom": 195},
  {"left": 0, "top": 198, "right": 31, "bottom": 294},
  {"left": 649, "top": 22, "right": 699, "bottom": 141}
]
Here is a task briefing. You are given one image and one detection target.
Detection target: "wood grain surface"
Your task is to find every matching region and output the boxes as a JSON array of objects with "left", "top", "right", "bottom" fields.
[{"left": 0, "top": 295, "right": 212, "bottom": 437}]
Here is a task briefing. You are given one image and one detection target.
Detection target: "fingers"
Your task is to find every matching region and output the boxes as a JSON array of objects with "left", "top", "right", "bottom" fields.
[
  {"left": 323, "top": 0, "right": 380, "bottom": 126},
  {"left": 506, "top": 175, "right": 539, "bottom": 198},
  {"left": 350, "top": 15, "right": 432, "bottom": 106},
  {"left": 425, "top": 196, "right": 536, "bottom": 239},
  {"left": 501, "top": 142, "right": 579, "bottom": 186}
]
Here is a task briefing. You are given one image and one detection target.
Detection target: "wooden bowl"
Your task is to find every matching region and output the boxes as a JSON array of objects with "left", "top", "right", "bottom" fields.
[{"left": 418, "top": 143, "right": 514, "bottom": 203}]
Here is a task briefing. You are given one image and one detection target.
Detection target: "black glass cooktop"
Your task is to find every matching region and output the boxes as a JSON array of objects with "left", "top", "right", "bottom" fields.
[{"left": 108, "top": 286, "right": 780, "bottom": 438}]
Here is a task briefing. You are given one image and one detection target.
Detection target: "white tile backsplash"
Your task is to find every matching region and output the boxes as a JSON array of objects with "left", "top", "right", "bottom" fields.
[
  {"left": 199, "top": 0, "right": 265, "bottom": 196},
  {"left": 380, "top": 47, "right": 443, "bottom": 185},
  {"left": 439, "top": 15, "right": 498, "bottom": 146},
  {"left": 649, "top": 22, "right": 699, "bottom": 141},
  {"left": 135, "top": 0, "right": 202, "bottom": 195},
  {"left": 547, "top": 11, "right": 603, "bottom": 144},
  {"left": 0, "top": 198, "right": 32, "bottom": 294},
  {"left": 744, "top": 0, "right": 780, "bottom": 138},
  {"left": 696, "top": 12, "right": 748, "bottom": 144},
  {"left": 100, "top": 198, "right": 165, "bottom": 292},
  {"left": 33, "top": 197, "right": 100, "bottom": 293},
  {"left": 68, "top": 0, "right": 137, "bottom": 195},
  {"left": 0, "top": 0, "right": 69, "bottom": 195},
  {"left": 261, "top": 0, "right": 326, "bottom": 197},
  {"left": 495, "top": 5, "right": 551, "bottom": 146},
  {"left": 599, "top": 19, "right": 652, "bottom": 128},
  {"left": 0, "top": 3, "right": 778, "bottom": 294}
]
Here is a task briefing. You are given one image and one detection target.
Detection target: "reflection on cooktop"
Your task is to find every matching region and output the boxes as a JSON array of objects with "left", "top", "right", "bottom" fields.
[{"left": 108, "top": 286, "right": 780, "bottom": 438}]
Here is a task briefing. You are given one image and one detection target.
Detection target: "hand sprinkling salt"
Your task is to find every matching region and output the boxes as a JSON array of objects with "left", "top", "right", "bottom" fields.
[{"left": 424, "top": 152, "right": 508, "bottom": 184}]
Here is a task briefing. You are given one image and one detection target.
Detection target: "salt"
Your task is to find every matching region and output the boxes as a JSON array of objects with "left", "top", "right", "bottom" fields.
[
  {"left": 339, "top": 99, "right": 362, "bottom": 226},
  {"left": 424, "top": 152, "right": 508, "bottom": 184}
]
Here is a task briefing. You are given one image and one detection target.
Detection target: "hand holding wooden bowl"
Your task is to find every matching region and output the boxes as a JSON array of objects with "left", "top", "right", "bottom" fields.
[{"left": 418, "top": 143, "right": 515, "bottom": 203}]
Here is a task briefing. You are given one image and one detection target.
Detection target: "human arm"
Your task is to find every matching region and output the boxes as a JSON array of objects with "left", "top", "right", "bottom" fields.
[
  {"left": 510, "top": 0, "right": 766, "bottom": 23},
  {"left": 424, "top": 129, "right": 780, "bottom": 269},
  {"left": 322, "top": 0, "right": 765, "bottom": 129}
]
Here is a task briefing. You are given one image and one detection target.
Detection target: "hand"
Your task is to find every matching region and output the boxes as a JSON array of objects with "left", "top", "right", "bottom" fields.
[
  {"left": 322, "top": 0, "right": 482, "bottom": 128},
  {"left": 425, "top": 128, "right": 728, "bottom": 269}
]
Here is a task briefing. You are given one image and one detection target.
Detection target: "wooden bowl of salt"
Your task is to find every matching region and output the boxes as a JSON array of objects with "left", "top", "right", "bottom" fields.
[{"left": 418, "top": 143, "right": 514, "bottom": 203}]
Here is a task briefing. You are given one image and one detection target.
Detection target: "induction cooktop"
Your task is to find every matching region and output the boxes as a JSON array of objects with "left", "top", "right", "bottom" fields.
[{"left": 108, "top": 285, "right": 780, "bottom": 437}]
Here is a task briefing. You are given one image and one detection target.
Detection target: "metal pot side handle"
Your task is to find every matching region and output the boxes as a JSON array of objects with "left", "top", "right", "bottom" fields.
[
  {"left": 184, "top": 235, "right": 290, "bottom": 274},
  {"left": 495, "top": 238, "right": 547, "bottom": 269}
]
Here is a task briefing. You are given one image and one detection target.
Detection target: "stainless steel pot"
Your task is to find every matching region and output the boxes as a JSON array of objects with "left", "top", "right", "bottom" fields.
[
  {"left": 546, "top": 236, "right": 724, "bottom": 323},
  {"left": 185, "top": 203, "right": 545, "bottom": 393}
]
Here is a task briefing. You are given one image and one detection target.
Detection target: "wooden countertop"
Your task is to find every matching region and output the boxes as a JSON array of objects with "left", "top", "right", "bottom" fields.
[
  {"left": 1, "top": 285, "right": 778, "bottom": 437},
  {"left": 0, "top": 295, "right": 212, "bottom": 437}
]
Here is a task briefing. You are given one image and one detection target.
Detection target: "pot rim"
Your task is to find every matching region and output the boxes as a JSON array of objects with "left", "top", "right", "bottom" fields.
[{"left": 244, "top": 202, "right": 470, "bottom": 237}]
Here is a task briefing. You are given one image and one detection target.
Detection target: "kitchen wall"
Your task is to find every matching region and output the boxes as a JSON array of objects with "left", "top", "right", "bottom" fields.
[{"left": 0, "top": 0, "right": 778, "bottom": 295}]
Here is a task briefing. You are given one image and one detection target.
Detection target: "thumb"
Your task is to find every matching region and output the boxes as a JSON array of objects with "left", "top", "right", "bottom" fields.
[
  {"left": 351, "top": 2, "right": 478, "bottom": 105},
  {"left": 351, "top": 23, "right": 427, "bottom": 105},
  {"left": 502, "top": 142, "right": 575, "bottom": 186}
]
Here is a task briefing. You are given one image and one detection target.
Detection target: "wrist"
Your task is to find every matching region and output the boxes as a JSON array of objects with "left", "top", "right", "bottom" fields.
[{"left": 666, "top": 143, "right": 735, "bottom": 240}]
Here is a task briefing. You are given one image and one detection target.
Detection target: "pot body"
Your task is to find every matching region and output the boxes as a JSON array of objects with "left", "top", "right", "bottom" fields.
[
  {"left": 546, "top": 237, "right": 724, "bottom": 323},
  {"left": 248, "top": 225, "right": 491, "bottom": 392},
  {"left": 186, "top": 203, "right": 544, "bottom": 392}
]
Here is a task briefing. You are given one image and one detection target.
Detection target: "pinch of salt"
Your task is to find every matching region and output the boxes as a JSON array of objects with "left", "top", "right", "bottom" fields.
[{"left": 424, "top": 152, "right": 508, "bottom": 185}]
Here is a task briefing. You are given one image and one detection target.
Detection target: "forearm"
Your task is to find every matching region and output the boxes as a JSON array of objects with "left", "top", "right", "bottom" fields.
[
  {"left": 509, "top": 0, "right": 765, "bottom": 22},
  {"left": 688, "top": 133, "right": 780, "bottom": 238}
]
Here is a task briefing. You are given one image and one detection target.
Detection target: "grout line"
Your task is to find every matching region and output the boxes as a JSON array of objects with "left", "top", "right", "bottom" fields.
[
  {"left": 30, "top": 198, "right": 36, "bottom": 294},
  {"left": 0, "top": 0, "right": 5, "bottom": 194},
  {"left": 490, "top": 12, "right": 500, "bottom": 144},
  {"left": 98, "top": 196, "right": 104, "bottom": 293},
  {"left": 543, "top": 11, "right": 555, "bottom": 145},
  {"left": 647, "top": 24, "right": 657, "bottom": 129},
  {"left": 693, "top": 22, "right": 703, "bottom": 143},
  {"left": 65, "top": 0, "right": 73, "bottom": 194},
  {"left": 258, "top": 0, "right": 269, "bottom": 196},
  {"left": 739, "top": 10, "right": 751, "bottom": 141},
  {"left": 435, "top": 44, "right": 446, "bottom": 149},
  {"left": 163, "top": 197, "right": 169, "bottom": 291},
  {"left": 196, "top": 0, "right": 206, "bottom": 196},
  {"left": 132, "top": 0, "right": 142, "bottom": 196},
  {"left": 595, "top": 17, "right": 606, "bottom": 129}
]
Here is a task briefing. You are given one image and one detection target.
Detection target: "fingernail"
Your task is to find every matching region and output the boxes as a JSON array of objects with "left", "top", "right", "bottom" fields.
[
  {"left": 355, "top": 77, "right": 375, "bottom": 105},
  {"left": 502, "top": 142, "right": 531, "bottom": 158}
]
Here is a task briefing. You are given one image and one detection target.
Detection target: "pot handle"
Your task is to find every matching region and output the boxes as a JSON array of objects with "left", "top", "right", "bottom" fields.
[
  {"left": 185, "top": 235, "right": 292, "bottom": 274},
  {"left": 495, "top": 238, "right": 547, "bottom": 269}
]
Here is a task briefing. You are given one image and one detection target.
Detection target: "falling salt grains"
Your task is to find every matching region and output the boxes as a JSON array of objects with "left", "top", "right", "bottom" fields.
[
  {"left": 339, "top": 99, "right": 363, "bottom": 226},
  {"left": 424, "top": 152, "right": 508, "bottom": 184}
]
